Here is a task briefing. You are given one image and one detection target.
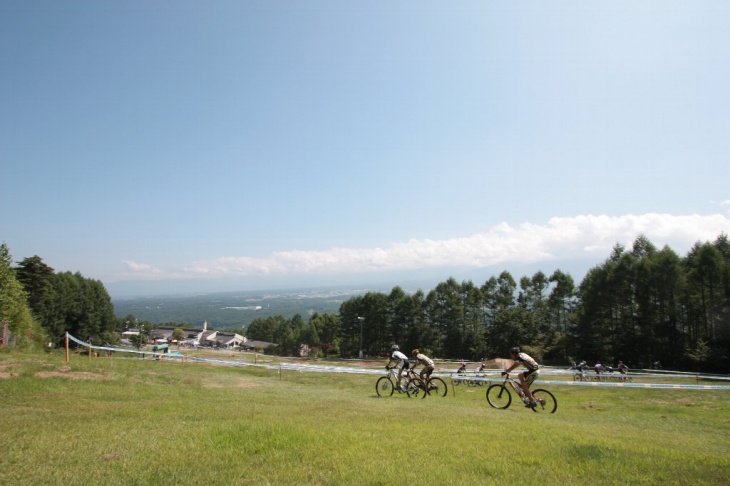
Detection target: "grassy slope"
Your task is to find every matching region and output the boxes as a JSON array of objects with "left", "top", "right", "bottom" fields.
[{"left": 1, "top": 351, "right": 729, "bottom": 485}]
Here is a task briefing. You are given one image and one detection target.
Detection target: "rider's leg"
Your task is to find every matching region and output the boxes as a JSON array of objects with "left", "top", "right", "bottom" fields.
[{"left": 519, "top": 372, "right": 537, "bottom": 402}]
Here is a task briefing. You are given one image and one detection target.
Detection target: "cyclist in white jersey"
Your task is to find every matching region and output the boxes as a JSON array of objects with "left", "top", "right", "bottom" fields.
[
  {"left": 503, "top": 346, "right": 540, "bottom": 408},
  {"left": 386, "top": 345, "right": 410, "bottom": 390}
]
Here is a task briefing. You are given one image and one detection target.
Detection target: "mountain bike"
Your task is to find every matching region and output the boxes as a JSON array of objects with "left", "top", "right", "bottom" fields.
[
  {"left": 454, "top": 371, "right": 477, "bottom": 387},
  {"left": 376, "top": 367, "right": 400, "bottom": 397},
  {"left": 426, "top": 375, "right": 448, "bottom": 397},
  {"left": 454, "top": 371, "right": 486, "bottom": 387},
  {"left": 573, "top": 370, "right": 633, "bottom": 383},
  {"left": 404, "top": 368, "right": 428, "bottom": 399},
  {"left": 573, "top": 370, "right": 587, "bottom": 382},
  {"left": 376, "top": 367, "right": 425, "bottom": 398},
  {"left": 485, "top": 374, "right": 557, "bottom": 413},
  {"left": 414, "top": 371, "right": 448, "bottom": 397},
  {"left": 454, "top": 375, "right": 475, "bottom": 387}
]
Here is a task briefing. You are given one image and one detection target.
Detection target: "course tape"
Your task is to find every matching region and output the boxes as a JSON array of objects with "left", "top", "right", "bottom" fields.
[
  {"left": 66, "top": 333, "right": 184, "bottom": 357},
  {"left": 66, "top": 333, "right": 730, "bottom": 390},
  {"left": 448, "top": 375, "right": 730, "bottom": 390},
  {"left": 524, "top": 379, "right": 730, "bottom": 390}
]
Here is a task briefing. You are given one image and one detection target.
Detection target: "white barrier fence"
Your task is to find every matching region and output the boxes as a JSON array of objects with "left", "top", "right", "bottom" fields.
[{"left": 66, "top": 333, "right": 730, "bottom": 391}]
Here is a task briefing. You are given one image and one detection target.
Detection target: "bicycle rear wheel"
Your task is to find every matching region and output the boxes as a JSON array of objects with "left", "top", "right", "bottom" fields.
[
  {"left": 427, "top": 377, "right": 448, "bottom": 397},
  {"left": 406, "top": 378, "right": 427, "bottom": 399},
  {"left": 486, "top": 384, "right": 511, "bottom": 409},
  {"left": 375, "top": 377, "right": 395, "bottom": 397},
  {"left": 531, "top": 389, "right": 557, "bottom": 413}
]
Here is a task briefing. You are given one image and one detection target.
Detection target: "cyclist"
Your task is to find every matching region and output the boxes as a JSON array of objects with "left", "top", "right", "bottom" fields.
[
  {"left": 385, "top": 345, "right": 409, "bottom": 391},
  {"left": 457, "top": 361, "right": 467, "bottom": 374},
  {"left": 594, "top": 362, "right": 605, "bottom": 374},
  {"left": 503, "top": 346, "right": 540, "bottom": 408},
  {"left": 618, "top": 361, "right": 629, "bottom": 374},
  {"left": 411, "top": 349, "right": 435, "bottom": 383}
]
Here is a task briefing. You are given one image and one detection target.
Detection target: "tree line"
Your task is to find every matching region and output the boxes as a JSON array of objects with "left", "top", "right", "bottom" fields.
[
  {"left": 2, "top": 233, "right": 729, "bottom": 372},
  {"left": 0, "top": 245, "right": 119, "bottom": 348},
  {"left": 246, "top": 234, "right": 730, "bottom": 373}
]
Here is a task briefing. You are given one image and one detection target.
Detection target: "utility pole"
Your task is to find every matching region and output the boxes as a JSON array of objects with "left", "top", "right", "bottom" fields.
[{"left": 357, "top": 317, "right": 365, "bottom": 359}]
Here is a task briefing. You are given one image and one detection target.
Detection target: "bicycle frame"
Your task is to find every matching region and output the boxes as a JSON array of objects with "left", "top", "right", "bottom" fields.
[
  {"left": 453, "top": 371, "right": 484, "bottom": 387},
  {"left": 485, "top": 374, "right": 558, "bottom": 413},
  {"left": 573, "top": 370, "right": 633, "bottom": 383},
  {"left": 376, "top": 366, "right": 417, "bottom": 397},
  {"left": 503, "top": 375, "right": 530, "bottom": 402},
  {"left": 375, "top": 367, "right": 448, "bottom": 399}
]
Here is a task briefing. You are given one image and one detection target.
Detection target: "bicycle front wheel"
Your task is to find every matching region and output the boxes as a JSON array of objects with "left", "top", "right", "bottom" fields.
[
  {"left": 427, "top": 377, "right": 448, "bottom": 397},
  {"left": 486, "top": 384, "right": 512, "bottom": 409},
  {"left": 531, "top": 389, "right": 557, "bottom": 413},
  {"left": 406, "top": 378, "right": 427, "bottom": 399},
  {"left": 375, "top": 377, "right": 395, "bottom": 397}
]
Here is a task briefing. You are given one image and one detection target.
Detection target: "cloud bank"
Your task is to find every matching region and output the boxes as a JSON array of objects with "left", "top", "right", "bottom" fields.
[
  {"left": 124, "top": 213, "right": 730, "bottom": 281},
  {"left": 122, "top": 260, "right": 163, "bottom": 274}
]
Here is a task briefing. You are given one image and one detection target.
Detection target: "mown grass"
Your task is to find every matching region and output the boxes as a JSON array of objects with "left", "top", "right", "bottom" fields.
[{"left": 1, "top": 350, "right": 729, "bottom": 485}]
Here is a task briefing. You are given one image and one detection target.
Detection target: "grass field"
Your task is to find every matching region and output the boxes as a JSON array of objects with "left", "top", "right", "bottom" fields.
[{"left": 1, "top": 350, "right": 729, "bottom": 485}]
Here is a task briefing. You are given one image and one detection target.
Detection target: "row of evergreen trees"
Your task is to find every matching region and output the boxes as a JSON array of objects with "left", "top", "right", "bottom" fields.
[
  {"left": 246, "top": 234, "right": 730, "bottom": 372},
  {"left": 1, "top": 243, "right": 191, "bottom": 350},
  {"left": 0, "top": 244, "right": 118, "bottom": 349},
  {"left": 3, "top": 233, "right": 729, "bottom": 372},
  {"left": 0, "top": 243, "right": 224, "bottom": 353}
]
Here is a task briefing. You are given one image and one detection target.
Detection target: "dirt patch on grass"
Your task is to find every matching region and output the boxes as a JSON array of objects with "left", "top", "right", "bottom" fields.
[
  {"left": 582, "top": 400, "right": 605, "bottom": 411},
  {"left": 100, "top": 452, "right": 124, "bottom": 460},
  {"left": 0, "top": 363, "right": 17, "bottom": 379},
  {"left": 203, "top": 376, "right": 261, "bottom": 389},
  {"left": 676, "top": 397, "right": 699, "bottom": 405},
  {"left": 35, "top": 367, "right": 109, "bottom": 381}
]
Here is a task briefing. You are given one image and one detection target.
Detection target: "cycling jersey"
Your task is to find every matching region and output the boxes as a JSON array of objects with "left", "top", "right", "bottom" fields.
[
  {"left": 414, "top": 353, "right": 434, "bottom": 368},
  {"left": 514, "top": 352, "right": 539, "bottom": 371},
  {"left": 390, "top": 350, "right": 409, "bottom": 369}
]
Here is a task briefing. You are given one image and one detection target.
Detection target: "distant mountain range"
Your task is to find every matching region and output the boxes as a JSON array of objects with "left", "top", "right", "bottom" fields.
[
  {"left": 110, "top": 261, "right": 595, "bottom": 331},
  {"left": 106, "top": 260, "right": 595, "bottom": 300},
  {"left": 112, "top": 286, "right": 385, "bottom": 331}
]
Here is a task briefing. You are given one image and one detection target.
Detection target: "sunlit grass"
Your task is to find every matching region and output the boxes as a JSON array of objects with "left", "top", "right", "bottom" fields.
[{"left": 1, "top": 350, "right": 728, "bottom": 485}]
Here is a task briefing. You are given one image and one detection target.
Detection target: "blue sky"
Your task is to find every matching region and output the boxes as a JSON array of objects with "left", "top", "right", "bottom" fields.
[{"left": 2, "top": 1, "right": 729, "bottom": 298}]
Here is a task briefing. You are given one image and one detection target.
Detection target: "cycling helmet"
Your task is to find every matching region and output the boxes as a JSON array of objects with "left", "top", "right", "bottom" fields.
[
  {"left": 391, "top": 345, "right": 399, "bottom": 351},
  {"left": 412, "top": 349, "right": 419, "bottom": 356},
  {"left": 510, "top": 346, "right": 521, "bottom": 355}
]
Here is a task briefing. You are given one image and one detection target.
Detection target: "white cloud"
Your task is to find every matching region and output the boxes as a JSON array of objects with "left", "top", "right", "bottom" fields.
[
  {"left": 181, "top": 213, "right": 730, "bottom": 278},
  {"left": 122, "top": 260, "right": 164, "bottom": 274}
]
